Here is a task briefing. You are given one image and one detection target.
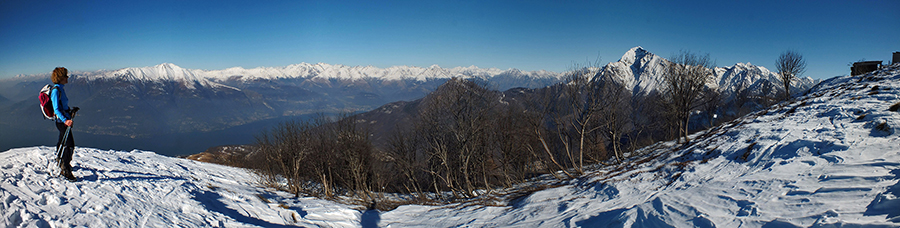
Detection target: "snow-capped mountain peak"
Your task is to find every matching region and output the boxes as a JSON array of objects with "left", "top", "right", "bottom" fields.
[
  {"left": 602, "top": 47, "right": 818, "bottom": 99},
  {"left": 114, "top": 62, "right": 195, "bottom": 80},
  {"left": 100, "top": 63, "right": 213, "bottom": 90},
  {"left": 601, "top": 46, "right": 669, "bottom": 96},
  {"left": 619, "top": 46, "right": 651, "bottom": 65}
]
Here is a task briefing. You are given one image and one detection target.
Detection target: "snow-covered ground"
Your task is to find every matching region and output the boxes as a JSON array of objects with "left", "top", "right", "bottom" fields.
[
  {"left": 0, "top": 147, "right": 364, "bottom": 227},
  {"left": 2, "top": 65, "right": 899, "bottom": 227}
]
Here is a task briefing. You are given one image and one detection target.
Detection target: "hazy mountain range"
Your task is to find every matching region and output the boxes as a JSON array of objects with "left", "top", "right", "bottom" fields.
[
  {"left": 0, "top": 62, "right": 564, "bottom": 155},
  {"left": 0, "top": 47, "right": 816, "bottom": 155}
]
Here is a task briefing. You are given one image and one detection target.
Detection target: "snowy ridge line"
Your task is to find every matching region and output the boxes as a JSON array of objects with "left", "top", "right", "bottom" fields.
[{"left": 53, "top": 62, "right": 563, "bottom": 82}]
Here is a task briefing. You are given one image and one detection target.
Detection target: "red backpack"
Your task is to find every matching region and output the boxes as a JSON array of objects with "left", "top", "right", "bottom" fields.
[{"left": 39, "top": 84, "right": 58, "bottom": 120}]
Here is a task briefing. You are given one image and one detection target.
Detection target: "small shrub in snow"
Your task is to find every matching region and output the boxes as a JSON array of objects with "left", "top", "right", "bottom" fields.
[
  {"left": 786, "top": 105, "right": 800, "bottom": 115},
  {"left": 875, "top": 122, "right": 890, "bottom": 132},
  {"left": 741, "top": 142, "right": 756, "bottom": 162},
  {"left": 890, "top": 102, "right": 900, "bottom": 112},
  {"left": 256, "top": 194, "right": 271, "bottom": 203}
]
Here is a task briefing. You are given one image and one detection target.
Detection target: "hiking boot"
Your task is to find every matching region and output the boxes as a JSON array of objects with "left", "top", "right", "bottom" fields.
[
  {"left": 62, "top": 171, "right": 77, "bottom": 182},
  {"left": 61, "top": 164, "right": 77, "bottom": 182}
]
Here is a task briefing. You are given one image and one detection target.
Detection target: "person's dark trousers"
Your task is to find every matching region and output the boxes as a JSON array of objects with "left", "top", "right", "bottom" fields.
[{"left": 55, "top": 121, "right": 75, "bottom": 169}]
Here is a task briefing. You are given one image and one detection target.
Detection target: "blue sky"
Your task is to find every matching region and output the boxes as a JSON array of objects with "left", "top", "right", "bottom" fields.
[{"left": 1, "top": 0, "right": 897, "bottom": 79}]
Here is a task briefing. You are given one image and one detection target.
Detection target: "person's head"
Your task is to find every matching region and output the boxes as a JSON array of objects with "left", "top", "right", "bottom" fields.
[{"left": 51, "top": 67, "right": 68, "bottom": 84}]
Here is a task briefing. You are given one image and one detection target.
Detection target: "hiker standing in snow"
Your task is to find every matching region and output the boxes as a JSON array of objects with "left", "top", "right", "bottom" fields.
[{"left": 51, "top": 67, "right": 79, "bottom": 181}]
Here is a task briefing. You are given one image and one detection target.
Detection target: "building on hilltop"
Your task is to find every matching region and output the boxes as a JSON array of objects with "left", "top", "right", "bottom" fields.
[
  {"left": 852, "top": 61, "right": 882, "bottom": 76},
  {"left": 893, "top": 52, "right": 899, "bottom": 65}
]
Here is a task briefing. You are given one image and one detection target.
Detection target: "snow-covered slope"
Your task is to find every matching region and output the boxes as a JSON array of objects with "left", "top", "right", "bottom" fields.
[
  {"left": 380, "top": 64, "right": 900, "bottom": 227},
  {"left": 2, "top": 65, "right": 896, "bottom": 227},
  {"left": 0, "top": 147, "right": 364, "bottom": 227}
]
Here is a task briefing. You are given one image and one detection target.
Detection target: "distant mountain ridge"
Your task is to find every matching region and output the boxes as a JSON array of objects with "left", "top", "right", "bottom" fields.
[
  {"left": 0, "top": 47, "right": 819, "bottom": 155},
  {"left": 0, "top": 62, "right": 566, "bottom": 155},
  {"left": 10, "top": 62, "right": 562, "bottom": 83},
  {"left": 602, "top": 46, "right": 818, "bottom": 100},
  {"left": 5, "top": 48, "right": 814, "bottom": 99},
  {"left": 345, "top": 47, "right": 820, "bottom": 150}
]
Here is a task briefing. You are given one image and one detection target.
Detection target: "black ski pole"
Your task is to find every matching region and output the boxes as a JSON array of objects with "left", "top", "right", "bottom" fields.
[
  {"left": 54, "top": 110, "right": 77, "bottom": 170},
  {"left": 55, "top": 127, "right": 71, "bottom": 163}
]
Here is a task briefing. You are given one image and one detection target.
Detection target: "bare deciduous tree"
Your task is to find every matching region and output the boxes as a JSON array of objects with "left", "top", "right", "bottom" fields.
[
  {"left": 661, "top": 51, "right": 715, "bottom": 144},
  {"left": 416, "top": 78, "right": 499, "bottom": 197},
  {"left": 523, "top": 85, "right": 573, "bottom": 179},
  {"left": 495, "top": 103, "right": 535, "bottom": 187},
  {"left": 254, "top": 119, "right": 313, "bottom": 197},
  {"left": 385, "top": 124, "right": 426, "bottom": 199},
  {"left": 561, "top": 63, "right": 600, "bottom": 174},
  {"left": 700, "top": 87, "right": 722, "bottom": 128},
  {"left": 593, "top": 69, "right": 632, "bottom": 163},
  {"left": 331, "top": 114, "right": 374, "bottom": 200},
  {"left": 775, "top": 50, "right": 807, "bottom": 101}
]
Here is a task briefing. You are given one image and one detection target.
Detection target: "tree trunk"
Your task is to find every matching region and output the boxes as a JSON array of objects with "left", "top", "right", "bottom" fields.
[
  {"left": 536, "top": 128, "right": 574, "bottom": 178},
  {"left": 682, "top": 116, "right": 690, "bottom": 144}
]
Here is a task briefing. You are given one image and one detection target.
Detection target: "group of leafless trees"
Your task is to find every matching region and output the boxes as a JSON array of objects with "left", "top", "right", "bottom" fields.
[
  {"left": 379, "top": 73, "right": 639, "bottom": 200},
  {"left": 657, "top": 50, "right": 806, "bottom": 143},
  {"left": 240, "top": 50, "right": 807, "bottom": 204},
  {"left": 389, "top": 78, "right": 529, "bottom": 198},
  {"left": 247, "top": 114, "right": 381, "bottom": 200},
  {"left": 242, "top": 73, "right": 643, "bottom": 203}
]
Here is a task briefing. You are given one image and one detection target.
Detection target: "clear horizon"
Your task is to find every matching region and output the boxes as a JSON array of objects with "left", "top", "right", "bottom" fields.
[{"left": 1, "top": 0, "right": 898, "bottom": 80}]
